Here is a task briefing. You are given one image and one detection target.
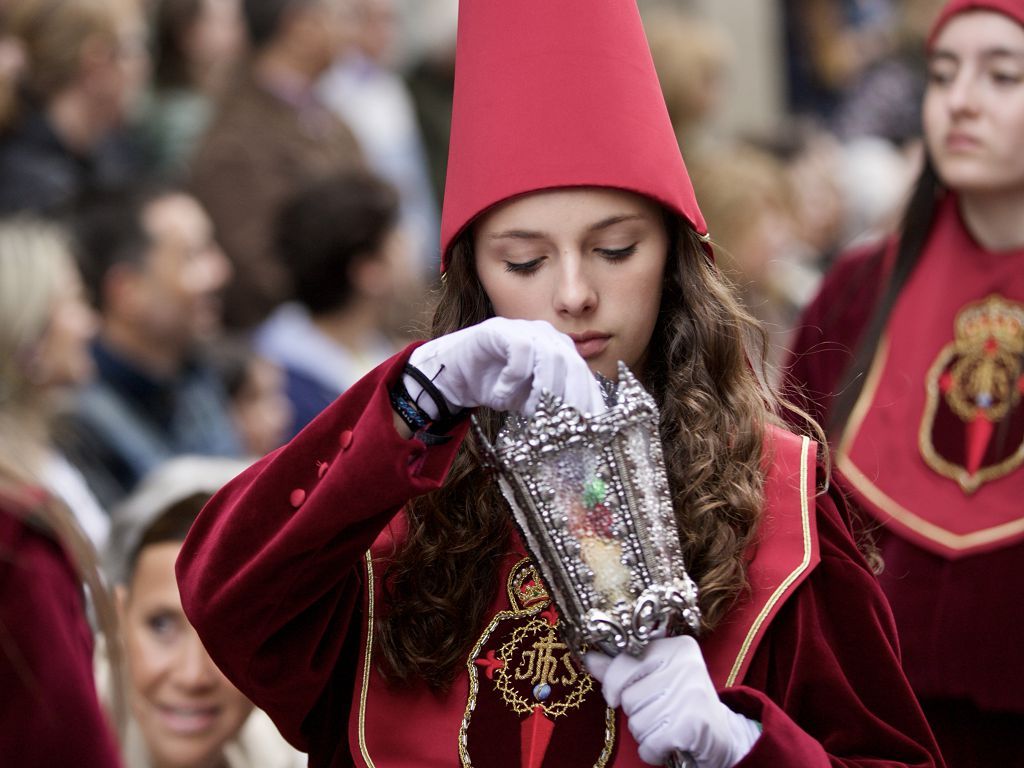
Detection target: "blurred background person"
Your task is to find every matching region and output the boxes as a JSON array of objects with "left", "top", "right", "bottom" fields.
[
  {"left": 748, "top": 123, "right": 851, "bottom": 269},
  {"left": 0, "top": 0, "right": 149, "bottom": 215},
  {"left": 0, "top": 217, "right": 124, "bottom": 767},
  {"left": 207, "top": 337, "right": 293, "bottom": 456},
  {"left": 782, "top": 0, "right": 900, "bottom": 124},
  {"left": 831, "top": 0, "right": 944, "bottom": 145},
  {"left": 189, "top": 0, "right": 365, "bottom": 329},
  {"left": 395, "top": 0, "right": 456, "bottom": 208},
  {"left": 0, "top": 220, "right": 110, "bottom": 552},
  {"left": 690, "top": 142, "right": 818, "bottom": 383},
  {"left": 254, "top": 170, "right": 411, "bottom": 438},
  {"left": 132, "top": 0, "right": 248, "bottom": 179},
  {"left": 57, "top": 185, "right": 241, "bottom": 511},
  {"left": 106, "top": 455, "right": 305, "bottom": 768},
  {"left": 644, "top": 5, "right": 734, "bottom": 161},
  {"left": 784, "top": 2, "right": 1024, "bottom": 763},
  {"left": 747, "top": 119, "right": 916, "bottom": 271},
  {"left": 319, "top": 0, "right": 440, "bottom": 274}
]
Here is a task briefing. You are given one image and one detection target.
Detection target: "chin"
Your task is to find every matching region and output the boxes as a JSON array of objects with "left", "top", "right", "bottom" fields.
[{"left": 935, "top": 163, "right": 1008, "bottom": 193}]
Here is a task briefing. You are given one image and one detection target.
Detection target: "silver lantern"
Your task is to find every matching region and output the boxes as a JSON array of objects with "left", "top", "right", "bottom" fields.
[{"left": 474, "top": 362, "right": 701, "bottom": 768}]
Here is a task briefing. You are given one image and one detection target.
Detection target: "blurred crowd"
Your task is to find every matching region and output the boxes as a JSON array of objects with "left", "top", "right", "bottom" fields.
[{"left": 0, "top": 0, "right": 943, "bottom": 766}]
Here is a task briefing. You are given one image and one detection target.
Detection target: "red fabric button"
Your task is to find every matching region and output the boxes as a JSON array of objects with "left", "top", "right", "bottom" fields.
[
  {"left": 339, "top": 430, "right": 354, "bottom": 450},
  {"left": 317, "top": 461, "right": 329, "bottom": 478},
  {"left": 289, "top": 488, "right": 306, "bottom": 508}
]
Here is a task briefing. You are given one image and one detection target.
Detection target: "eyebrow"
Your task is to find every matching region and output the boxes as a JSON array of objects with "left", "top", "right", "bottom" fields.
[{"left": 487, "top": 214, "right": 645, "bottom": 241}]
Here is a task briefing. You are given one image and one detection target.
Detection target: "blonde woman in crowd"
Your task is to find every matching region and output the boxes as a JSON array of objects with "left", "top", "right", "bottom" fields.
[
  {"left": 0, "top": 218, "right": 124, "bottom": 766},
  {"left": 643, "top": 6, "right": 732, "bottom": 159},
  {"left": 690, "top": 143, "right": 819, "bottom": 383}
]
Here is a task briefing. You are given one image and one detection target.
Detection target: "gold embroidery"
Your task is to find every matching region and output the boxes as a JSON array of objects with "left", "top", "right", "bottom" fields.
[
  {"left": 726, "top": 436, "right": 814, "bottom": 687},
  {"left": 496, "top": 620, "right": 591, "bottom": 717},
  {"left": 837, "top": 453, "right": 1024, "bottom": 550},
  {"left": 840, "top": 313, "right": 1024, "bottom": 549},
  {"left": 459, "top": 557, "right": 615, "bottom": 767},
  {"left": 508, "top": 559, "right": 550, "bottom": 610},
  {"left": 358, "top": 551, "right": 378, "bottom": 768},
  {"left": 919, "top": 296, "right": 1024, "bottom": 493}
]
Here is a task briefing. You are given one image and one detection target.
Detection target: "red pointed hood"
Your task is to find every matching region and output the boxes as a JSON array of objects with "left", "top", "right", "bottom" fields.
[
  {"left": 928, "top": 0, "right": 1024, "bottom": 50},
  {"left": 439, "top": 0, "right": 707, "bottom": 271}
]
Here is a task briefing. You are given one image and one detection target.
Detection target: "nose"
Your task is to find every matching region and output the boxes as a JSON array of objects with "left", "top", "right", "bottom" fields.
[
  {"left": 194, "top": 244, "right": 233, "bottom": 293},
  {"left": 72, "top": 299, "right": 99, "bottom": 342},
  {"left": 946, "top": 67, "right": 980, "bottom": 117},
  {"left": 553, "top": 252, "right": 597, "bottom": 317},
  {"left": 174, "top": 630, "right": 219, "bottom": 691}
]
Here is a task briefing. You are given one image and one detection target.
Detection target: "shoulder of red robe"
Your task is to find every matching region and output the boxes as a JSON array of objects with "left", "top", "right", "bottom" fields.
[{"left": 703, "top": 426, "right": 820, "bottom": 688}]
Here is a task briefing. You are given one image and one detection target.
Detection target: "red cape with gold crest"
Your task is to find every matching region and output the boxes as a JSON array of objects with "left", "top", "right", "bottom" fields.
[{"left": 784, "top": 193, "right": 1024, "bottom": 747}]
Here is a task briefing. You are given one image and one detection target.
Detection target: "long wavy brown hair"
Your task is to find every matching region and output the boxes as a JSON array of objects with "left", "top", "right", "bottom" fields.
[{"left": 378, "top": 214, "right": 781, "bottom": 690}]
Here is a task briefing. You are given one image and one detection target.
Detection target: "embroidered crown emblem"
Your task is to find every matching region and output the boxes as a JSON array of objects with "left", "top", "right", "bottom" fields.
[
  {"left": 510, "top": 563, "right": 551, "bottom": 610},
  {"left": 920, "top": 295, "right": 1024, "bottom": 493},
  {"left": 943, "top": 299, "right": 1024, "bottom": 423},
  {"left": 461, "top": 558, "right": 615, "bottom": 768}
]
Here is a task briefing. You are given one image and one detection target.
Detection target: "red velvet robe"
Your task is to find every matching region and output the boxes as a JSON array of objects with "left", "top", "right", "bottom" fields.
[
  {"left": 0, "top": 492, "right": 122, "bottom": 767},
  {"left": 177, "top": 346, "right": 942, "bottom": 768},
  {"left": 783, "top": 195, "right": 1024, "bottom": 767}
]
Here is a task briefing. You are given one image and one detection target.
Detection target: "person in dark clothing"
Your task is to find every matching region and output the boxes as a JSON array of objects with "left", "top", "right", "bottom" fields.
[
  {"left": 255, "top": 170, "right": 409, "bottom": 438},
  {"left": 58, "top": 185, "right": 242, "bottom": 510},
  {"left": 0, "top": 0, "right": 148, "bottom": 216}
]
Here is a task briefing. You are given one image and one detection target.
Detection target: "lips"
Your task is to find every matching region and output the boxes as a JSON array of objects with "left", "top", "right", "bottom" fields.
[
  {"left": 569, "top": 332, "right": 611, "bottom": 359},
  {"left": 155, "top": 703, "right": 221, "bottom": 735},
  {"left": 945, "top": 132, "right": 980, "bottom": 150}
]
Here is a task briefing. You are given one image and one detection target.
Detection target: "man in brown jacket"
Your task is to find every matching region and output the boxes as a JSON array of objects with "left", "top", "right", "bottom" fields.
[{"left": 190, "top": 0, "right": 364, "bottom": 329}]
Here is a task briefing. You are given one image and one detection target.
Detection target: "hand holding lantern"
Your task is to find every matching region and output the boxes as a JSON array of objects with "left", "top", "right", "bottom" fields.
[{"left": 475, "top": 363, "right": 705, "bottom": 767}]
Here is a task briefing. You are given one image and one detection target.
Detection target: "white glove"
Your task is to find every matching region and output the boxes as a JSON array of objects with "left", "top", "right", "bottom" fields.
[
  {"left": 585, "top": 636, "right": 761, "bottom": 768},
  {"left": 406, "top": 317, "right": 607, "bottom": 417}
]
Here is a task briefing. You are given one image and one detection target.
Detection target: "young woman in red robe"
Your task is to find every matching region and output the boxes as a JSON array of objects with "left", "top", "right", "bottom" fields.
[
  {"left": 176, "top": 1, "right": 944, "bottom": 766},
  {"left": 784, "top": 1, "right": 1024, "bottom": 765}
]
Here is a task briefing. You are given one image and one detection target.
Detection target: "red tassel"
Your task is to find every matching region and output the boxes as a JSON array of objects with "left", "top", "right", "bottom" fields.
[
  {"left": 966, "top": 411, "right": 994, "bottom": 476},
  {"left": 521, "top": 705, "right": 555, "bottom": 768}
]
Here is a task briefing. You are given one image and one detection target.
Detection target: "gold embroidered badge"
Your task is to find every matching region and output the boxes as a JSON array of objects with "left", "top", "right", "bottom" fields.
[
  {"left": 493, "top": 618, "right": 589, "bottom": 717},
  {"left": 459, "top": 558, "right": 615, "bottom": 768},
  {"left": 920, "top": 295, "right": 1024, "bottom": 493}
]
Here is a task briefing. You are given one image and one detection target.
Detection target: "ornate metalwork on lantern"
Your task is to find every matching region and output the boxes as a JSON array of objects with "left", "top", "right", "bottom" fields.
[{"left": 474, "top": 362, "right": 702, "bottom": 659}]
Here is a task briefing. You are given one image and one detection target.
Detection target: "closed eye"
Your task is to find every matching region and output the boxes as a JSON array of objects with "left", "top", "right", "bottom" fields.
[
  {"left": 504, "top": 257, "right": 544, "bottom": 274},
  {"left": 992, "top": 70, "right": 1023, "bottom": 85},
  {"left": 596, "top": 244, "right": 638, "bottom": 260}
]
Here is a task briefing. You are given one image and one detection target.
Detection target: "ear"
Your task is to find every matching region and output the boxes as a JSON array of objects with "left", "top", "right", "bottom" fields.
[
  {"left": 102, "top": 262, "right": 143, "bottom": 316},
  {"left": 348, "top": 252, "right": 387, "bottom": 297}
]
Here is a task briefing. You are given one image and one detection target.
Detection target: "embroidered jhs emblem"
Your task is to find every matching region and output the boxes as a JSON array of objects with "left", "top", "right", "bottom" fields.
[
  {"left": 459, "top": 558, "right": 615, "bottom": 768},
  {"left": 920, "top": 295, "right": 1024, "bottom": 493},
  {"left": 493, "top": 616, "right": 590, "bottom": 716}
]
